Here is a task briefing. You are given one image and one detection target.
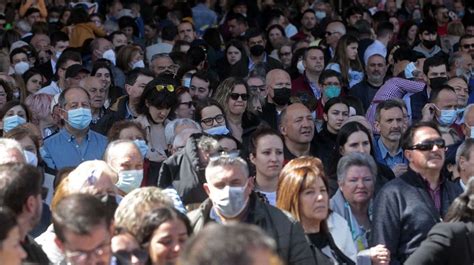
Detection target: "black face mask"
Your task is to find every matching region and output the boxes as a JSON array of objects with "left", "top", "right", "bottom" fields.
[
  {"left": 250, "top": 44, "right": 265, "bottom": 57},
  {"left": 273, "top": 87, "right": 291, "bottom": 106},
  {"left": 422, "top": 39, "right": 437, "bottom": 49},
  {"left": 429, "top": 77, "right": 448, "bottom": 90}
]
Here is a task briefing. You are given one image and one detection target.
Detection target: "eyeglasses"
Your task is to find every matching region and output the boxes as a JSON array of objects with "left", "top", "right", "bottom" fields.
[
  {"left": 65, "top": 241, "right": 111, "bottom": 265},
  {"left": 201, "top": 114, "right": 225, "bottom": 126},
  {"left": 229, "top": 93, "right": 248, "bottom": 101},
  {"left": 179, "top": 101, "right": 196, "bottom": 108},
  {"left": 114, "top": 248, "right": 148, "bottom": 263},
  {"left": 156, "top": 84, "right": 175, "bottom": 92},
  {"left": 406, "top": 138, "right": 446, "bottom": 151},
  {"left": 462, "top": 43, "right": 474, "bottom": 49}
]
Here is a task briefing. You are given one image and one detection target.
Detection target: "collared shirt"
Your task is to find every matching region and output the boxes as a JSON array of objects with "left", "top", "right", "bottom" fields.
[
  {"left": 248, "top": 54, "right": 268, "bottom": 71},
  {"left": 124, "top": 100, "right": 135, "bottom": 120},
  {"left": 375, "top": 137, "right": 406, "bottom": 169},
  {"left": 41, "top": 128, "right": 108, "bottom": 170},
  {"left": 459, "top": 178, "right": 467, "bottom": 191},
  {"left": 36, "top": 81, "right": 62, "bottom": 95},
  {"left": 304, "top": 72, "right": 321, "bottom": 99},
  {"left": 421, "top": 177, "right": 443, "bottom": 213}
]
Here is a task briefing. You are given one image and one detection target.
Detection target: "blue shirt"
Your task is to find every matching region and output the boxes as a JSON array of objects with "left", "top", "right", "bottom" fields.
[
  {"left": 374, "top": 136, "right": 407, "bottom": 169},
  {"left": 192, "top": 3, "right": 217, "bottom": 34},
  {"left": 41, "top": 128, "right": 108, "bottom": 170}
]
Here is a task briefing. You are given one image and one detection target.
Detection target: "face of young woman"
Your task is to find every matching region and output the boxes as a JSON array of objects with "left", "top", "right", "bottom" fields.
[
  {"left": 251, "top": 134, "right": 284, "bottom": 180},
  {"left": 226, "top": 46, "right": 242, "bottom": 65},
  {"left": 345, "top": 42, "right": 359, "bottom": 61},
  {"left": 148, "top": 219, "right": 189, "bottom": 265},
  {"left": 324, "top": 103, "right": 349, "bottom": 134},
  {"left": 3, "top": 105, "right": 27, "bottom": 121},
  {"left": 200, "top": 105, "right": 225, "bottom": 130},
  {"left": 95, "top": 68, "right": 112, "bottom": 90},
  {"left": 298, "top": 176, "right": 329, "bottom": 228},
  {"left": 26, "top": 74, "right": 43, "bottom": 94},
  {"left": 341, "top": 131, "right": 371, "bottom": 156},
  {"left": 227, "top": 84, "right": 248, "bottom": 116},
  {"left": 147, "top": 104, "right": 171, "bottom": 124},
  {"left": 0, "top": 226, "right": 27, "bottom": 265},
  {"left": 268, "top": 28, "right": 283, "bottom": 46}
]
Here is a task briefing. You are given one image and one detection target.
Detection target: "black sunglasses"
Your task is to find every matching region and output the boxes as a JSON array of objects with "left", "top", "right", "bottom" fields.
[
  {"left": 407, "top": 139, "right": 446, "bottom": 151},
  {"left": 201, "top": 114, "right": 225, "bottom": 126},
  {"left": 462, "top": 44, "right": 474, "bottom": 49},
  {"left": 229, "top": 93, "right": 248, "bottom": 101}
]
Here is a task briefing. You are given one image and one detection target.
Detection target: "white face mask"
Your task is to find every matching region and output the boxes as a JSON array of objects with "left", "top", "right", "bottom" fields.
[
  {"left": 14, "top": 61, "right": 30, "bottom": 75},
  {"left": 132, "top": 60, "right": 145, "bottom": 69},
  {"left": 209, "top": 180, "right": 249, "bottom": 218},
  {"left": 24, "top": 150, "right": 38, "bottom": 167},
  {"left": 470, "top": 126, "right": 474, "bottom": 138},
  {"left": 115, "top": 169, "right": 143, "bottom": 194},
  {"left": 103, "top": 49, "right": 116, "bottom": 65},
  {"left": 297, "top": 60, "right": 305, "bottom": 74}
]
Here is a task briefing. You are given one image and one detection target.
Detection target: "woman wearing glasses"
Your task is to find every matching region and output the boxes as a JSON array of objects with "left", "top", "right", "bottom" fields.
[
  {"left": 213, "top": 77, "right": 261, "bottom": 142},
  {"left": 194, "top": 98, "right": 229, "bottom": 135},
  {"left": 134, "top": 77, "right": 178, "bottom": 163},
  {"left": 330, "top": 152, "right": 391, "bottom": 265}
]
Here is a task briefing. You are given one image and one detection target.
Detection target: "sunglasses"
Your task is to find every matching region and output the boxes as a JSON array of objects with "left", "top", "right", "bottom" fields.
[
  {"left": 201, "top": 114, "right": 225, "bottom": 126},
  {"left": 179, "top": 101, "right": 196, "bottom": 108},
  {"left": 156, "top": 84, "right": 175, "bottom": 92},
  {"left": 229, "top": 93, "right": 248, "bottom": 101},
  {"left": 406, "top": 138, "right": 446, "bottom": 151},
  {"left": 462, "top": 44, "right": 474, "bottom": 49}
]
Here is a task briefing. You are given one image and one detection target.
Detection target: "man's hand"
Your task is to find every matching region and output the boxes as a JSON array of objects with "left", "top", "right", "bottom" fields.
[
  {"left": 370, "top": 244, "right": 390, "bottom": 265},
  {"left": 392, "top": 163, "right": 407, "bottom": 177},
  {"left": 421, "top": 103, "right": 436, "bottom": 122}
]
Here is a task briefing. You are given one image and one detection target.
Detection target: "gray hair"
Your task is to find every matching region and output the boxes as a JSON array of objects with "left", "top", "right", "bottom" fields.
[
  {"left": 0, "top": 138, "right": 25, "bottom": 164},
  {"left": 164, "top": 118, "right": 202, "bottom": 145},
  {"left": 58, "top": 87, "right": 91, "bottom": 109},
  {"left": 463, "top": 104, "right": 474, "bottom": 122},
  {"left": 103, "top": 139, "right": 141, "bottom": 163},
  {"left": 172, "top": 128, "right": 201, "bottom": 150},
  {"left": 456, "top": 138, "right": 474, "bottom": 171},
  {"left": 205, "top": 154, "right": 249, "bottom": 181},
  {"left": 14, "top": 19, "right": 31, "bottom": 35},
  {"left": 336, "top": 152, "right": 378, "bottom": 183}
]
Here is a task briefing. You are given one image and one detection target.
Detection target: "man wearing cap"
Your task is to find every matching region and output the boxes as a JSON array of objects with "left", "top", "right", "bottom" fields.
[
  {"left": 350, "top": 53, "right": 388, "bottom": 111},
  {"left": 36, "top": 50, "right": 82, "bottom": 95}
]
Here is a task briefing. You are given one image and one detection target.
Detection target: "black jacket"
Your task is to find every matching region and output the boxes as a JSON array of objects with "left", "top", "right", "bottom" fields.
[
  {"left": 370, "top": 168, "right": 463, "bottom": 264},
  {"left": 95, "top": 96, "right": 130, "bottom": 135},
  {"left": 157, "top": 134, "right": 207, "bottom": 205},
  {"left": 404, "top": 222, "right": 474, "bottom": 265},
  {"left": 187, "top": 192, "right": 317, "bottom": 265}
]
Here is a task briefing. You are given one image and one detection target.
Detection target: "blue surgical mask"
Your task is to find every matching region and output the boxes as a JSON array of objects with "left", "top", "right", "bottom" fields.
[
  {"left": 404, "top": 62, "right": 417, "bottom": 79},
  {"left": 116, "top": 170, "right": 143, "bottom": 194},
  {"left": 133, "top": 139, "right": 148, "bottom": 158},
  {"left": 437, "top": 109, "right": 457, "bottom": 126},
  {"left": 205, "top": 125, "right": 230, "bottom": 135},
  {"left": 66, "top": 108, "right": 92, "bottom": 130},
  {"left": 324, "top": 85, "right": 341, "bottom": 99},
  {"left": 315, "top": 11, "right": 326, "bottom": 20},
  {"left": 3, "top": 115, "right": 26, "bottom": 132},
  {"left": 24, "top": 150, "right": 38, "bottom": 166}
]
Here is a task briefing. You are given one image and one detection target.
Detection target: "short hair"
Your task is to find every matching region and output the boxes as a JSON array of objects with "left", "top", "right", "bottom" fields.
[
  {"left": 114, "top": 187, "right": 173, "bottom": 236},
  {"left": 0, "top": 163, "right": 42, "bottom": 215},
  {"left": 418, "top": 20, "right": 437, "bottom": 35},
  {"left": 344, "top": 6, "right": 364, "bottom": 21},
  {"left": 245, "top": 28, "right": 265, "bottom": 42},
  {"left": 375, "top": 99, "right": 403, "bottom": 121},
  {"left": 107, "top": 31, "right": 126, "bottom": 44},
  {"left": 226, "top": 12, "right": 248, "bottom": 25},
  {"left": 455, "top": 138, "right": 474, "bottom": 171},
  {"left": 53, "top": 193, "right": 112, "bottom": 243},
  {"left": 429, "top": 85, "right": 455, "bottom": 104},
  {"left": 318, "top": 69, "right": 343, "bottom": 86},
  {"left": 447, "top": 21, "right": 465, "bottom": 36},
  {"left": 9, "top": 47, "right": 28, "bottom": 63},
  {"left": 178, "top": 223, "right": 278, "bottom": 265},
  {"left": 205, "top": 153, "right": 249, "bottom": 181},
  {"left": 103, "top": 139, "right": 141, "bottom": 163},
  {"left": 401, "top": 121, "right": 441, "bottom": 150},
  {"left": 0, "top": 207, "right": 18, "bottom": 248},
  {"left": 463, "top": 104, "right": 474, "bottom": 122},
  {"left": 249, "top": 125, "right": 283, "bottom": 156},
  {"left": 303, "top": 46, "right": 324, "bottom": 61},
  {"left": 376, "top": 21, "right": 394, "bottom": 38},
  {"left": 336, "top": 152, "right": 377, "bottom": 183},
  {"left": 124, "top": 68, "right": 154, "bottom": 87},
  {"left": 107, "top": 120, "right": 146, "bottom": 142},
  {"left": 459, "top": 34, "right": 474, "bottom": 46},
  {"left": 24, "top": 93, "right": 54, "bottom": 121},
  {"left": 24, "top": 7, "right": 40, "bottom": 18},
  {"left": 55, "top": 50, "right": 82, "bottom": 75},
  {"left": 50, "top": 31, "right": 69, "bottom": 47},
  {"left": 0, "top": 138, "right": 24, "bottom": 162},
  {"left": 58, "top": 87, "right": 90, "bottom": 109},
  {"left": 423, "top": 56, "right": 446, "bottom": 75},
  {"left": 136, "top": 207, "right": 192, "bottom": 246},
  {"left": 161, "top": 24, "right": 178, "bottom": 42},
  {"left": 164, "top": 118, "right": 202, "bottom": 145}
]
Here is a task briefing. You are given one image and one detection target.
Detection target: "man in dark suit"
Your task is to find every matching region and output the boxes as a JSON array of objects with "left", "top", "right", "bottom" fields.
[{"left": 261, "top": 69, "right": 292, "bottom": 130}]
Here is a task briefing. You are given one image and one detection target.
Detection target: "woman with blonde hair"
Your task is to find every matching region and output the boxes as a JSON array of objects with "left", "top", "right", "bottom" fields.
[
  {"left": 213, "top": 77, "right": 260, "bottom": 142},
  {"left": 277, "top": 156, "right": 356, "bottom": 264}
]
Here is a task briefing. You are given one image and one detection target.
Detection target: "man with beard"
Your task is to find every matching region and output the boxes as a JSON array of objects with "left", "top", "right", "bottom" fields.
[
  {"left": 350, "top": 53, "right": 388, "bottom": 111},
  {"left": 0, "top": 163, "right": 49, "bottom": 264},
  {"left": 279, "top": 103, "right": 316, "bottom": 162},
  {"left": 292, "top": 46, "right": 325, "bottom": 103},
  {"left": 245, "top": 30, "right": 282, "bottom": 75},
  {"left": 413, "top": 21, "right": 446, "bottom": 59},
  {"left": 371, "top": 122, "right": 462, "bottom": 263},
  {"left": 292, "top": 9, "right": 317, "bottom": 42},
  {"left": 374, "top": 100, "right": 408, "bottom": 177}
]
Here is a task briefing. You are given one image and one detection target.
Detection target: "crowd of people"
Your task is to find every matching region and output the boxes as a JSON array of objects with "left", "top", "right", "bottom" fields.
[{"left": 0, "top": 0, "right": 473, "bottom": 264}]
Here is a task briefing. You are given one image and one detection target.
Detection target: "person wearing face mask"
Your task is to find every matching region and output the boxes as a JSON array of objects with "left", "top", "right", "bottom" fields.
[
  {"left": 187, "top": 153, "right": 316, "bottom": 265},
  {"left": 413, "top": 21, "right": 447, "bottom": 59},
  {"left": 9, "top": 48, "right": 31, "bottom": 76},
  {"left": 88, "top": 37, "right": 126, "bottom": 89},
  {"left": 245, "top": 30, "right": 283, "bottom": 76},
  {"left": 261, "top": 69, "right": 292, "bottom": 130},
  {"left": 41, "top": 87, "right": 108, "bottom": 171},
  {"left": 422, "top": 85, "right": 462, "bottom": 135}
]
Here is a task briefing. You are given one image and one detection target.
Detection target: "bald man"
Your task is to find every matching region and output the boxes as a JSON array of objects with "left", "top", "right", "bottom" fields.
[
  {"left": 279, "top": 103, "right": 316, "bottom": 161},
  {"left": 80, "top": 76, "right": 107, "bottom": 125},
  {"left": 0, "top": 138, "right": 25, "bottom": 164},
  {"left": 261, "top": 69, "right": 292, "bottom": 129}
]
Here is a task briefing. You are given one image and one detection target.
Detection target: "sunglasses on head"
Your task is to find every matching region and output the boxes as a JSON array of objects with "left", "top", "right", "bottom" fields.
[
  {"left": 406, "top": 138, "right": 446, "bottom": 151},
  {"left": 229, "top": 92, "right": 248, "bottom": 101},
  {"left": 156, "top": 84, "right": 175, "bottom": 92}
]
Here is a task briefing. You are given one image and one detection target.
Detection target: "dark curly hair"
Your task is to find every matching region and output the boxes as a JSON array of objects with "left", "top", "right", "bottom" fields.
[{"left": 135, "top": 75, "right": 179, "bottom": 115}]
